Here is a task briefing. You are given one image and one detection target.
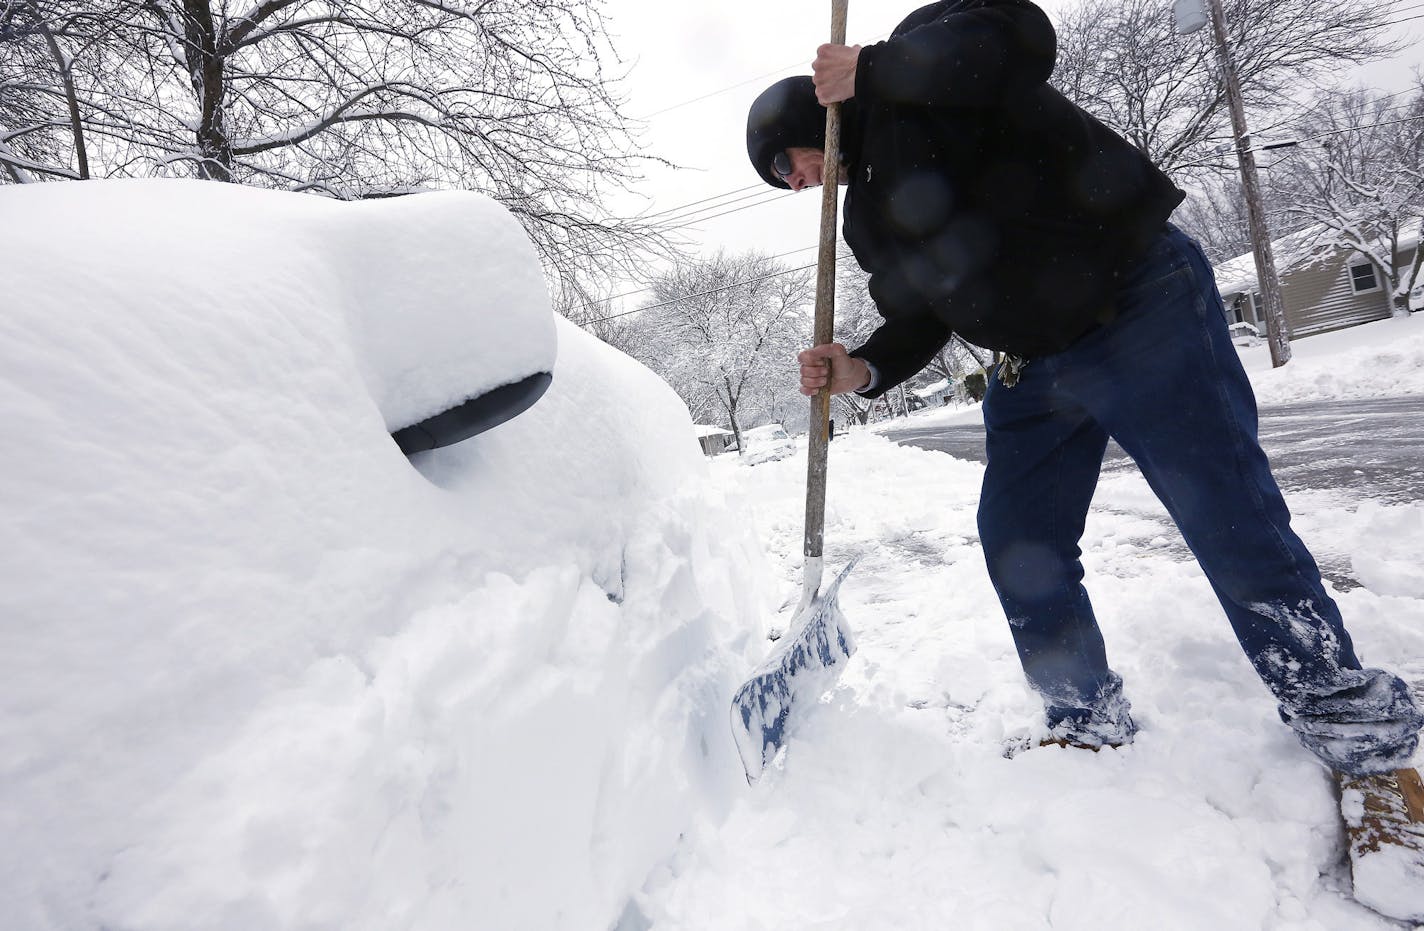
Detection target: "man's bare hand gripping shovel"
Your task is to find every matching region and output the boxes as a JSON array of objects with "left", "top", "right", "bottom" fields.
[{"left": 730, "top": 0, "right": 860, "bottom": 785}]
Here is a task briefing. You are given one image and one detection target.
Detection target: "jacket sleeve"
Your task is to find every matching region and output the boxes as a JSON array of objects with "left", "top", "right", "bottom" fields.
[
  {"left": 848, "top": 309, "right": 952, "bottom": 400},
  {"left": 854, "top": 0, "right": 1056, "bottom": 108}
]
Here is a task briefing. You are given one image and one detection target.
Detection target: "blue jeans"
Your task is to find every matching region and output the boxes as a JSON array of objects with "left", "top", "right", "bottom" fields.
[{"left": 977, "top": 225, "right": 1422, "bottom": 774}]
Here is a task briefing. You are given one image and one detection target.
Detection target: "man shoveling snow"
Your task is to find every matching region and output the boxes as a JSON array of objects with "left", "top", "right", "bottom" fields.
[{"left": 745, "top": 0, "right": 1423, "bottom": 918}]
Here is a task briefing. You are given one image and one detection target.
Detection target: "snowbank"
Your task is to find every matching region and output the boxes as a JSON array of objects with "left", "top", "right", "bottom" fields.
[
  {"left": 639, "top": 424, "right": 1424, "bottom": 929},
  {"left": 0, "top": 180, "right": 767, "bottom": 930},
  {"left": 1241, "top": 313, "right": 1424, "bottom": 405}
]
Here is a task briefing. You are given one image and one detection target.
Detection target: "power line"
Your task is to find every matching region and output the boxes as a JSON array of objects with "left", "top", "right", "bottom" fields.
[
  {"left": 656, "top": 190, "right": 797, "bottom": 231},
  {"left": 638, "top": 61, "right": 807, "bottom": 121},
  {"left": 652, "top": 188, "right": 793, "bottom": 229},
  {"left": 587, "top": 264, "right": 816, "bottom": 324},
  {"left": 1305, "top": 112, "right": 1424, "bottom": 143},
  {"left": 635, "top": 30, "right": 893, "bottom": 121},
  {"left": 584, "top": 251, "right": 861, "bottom": 325},
  {"left": 1248, "top": 87, "right": 1421, "bottom": 138},
  {"left": 579, "top": 243, "right": 827, "bottom": 311},
  {"left": 636, "top": 183, "right": 765, "bottom": 221},
  {"left": 1253, "top": 109, "right": 1423, "bottom": 152}
]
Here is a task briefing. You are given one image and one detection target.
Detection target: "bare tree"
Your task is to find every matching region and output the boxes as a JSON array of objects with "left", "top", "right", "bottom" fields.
[
  {"left": 0, "top": 1, "right": 128, "bottom": 180},
  {"left": 921, "top": 338, "right": 992, "bottom": 391},
  {"left": 0, "top": 4, "right": 56, "bottom": 180},
  {"left": 554, "top": 284, "right": 642, "bottom": 355},
  {"left": 1268, "top": 81, "right": 1424, "bottom": 316},
  {"left": 1053, "top": 0, "right": 1400, "bottom": 181},
  {"left": 626, "top": 251, "right": 812, "bottom": 449},
  {"left": 833, "top": 261, "right": 992, "bottom": 421},
  {"left": 829, "top": 263, "right": 882, "bottom": 427},
  {"left": 0, "top": 0, "right": 671, "bottom": 299},
  {"left": 1173, "top": 179, "right": 1254, "bottom": 263}
]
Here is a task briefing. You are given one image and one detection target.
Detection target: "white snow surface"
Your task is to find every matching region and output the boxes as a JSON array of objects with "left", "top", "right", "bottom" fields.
[
  {"left": 3, "top": 180, "right": 1423, "bottom": 930},
  {"left": 0, "top": 180, "right": 766, "bottom": 930},
  {"left": 1241, "top": 315, "right": 1424, "bottom": 405},
  {"left": 3, "top": 178, "right": 556, "bottom": 431},
  {"left": 633, "top": 316, "right": 1424, "bottom": 929}
]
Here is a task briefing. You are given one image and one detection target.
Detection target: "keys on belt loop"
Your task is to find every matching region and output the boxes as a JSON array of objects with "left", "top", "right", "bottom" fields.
[{"left": 997, "top": 354, "right": 1028, "bottom": 387}]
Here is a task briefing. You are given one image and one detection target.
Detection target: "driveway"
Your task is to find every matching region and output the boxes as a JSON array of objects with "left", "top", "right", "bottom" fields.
[{"left": 882, "top": 396, "right": 1424, "bottom": 504}]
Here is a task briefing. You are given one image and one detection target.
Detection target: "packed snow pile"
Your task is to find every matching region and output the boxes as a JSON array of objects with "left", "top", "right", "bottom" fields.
[
  {"left": 4, "top": 179, "right": 556, "bottom": 432},
  {"left": 634, "top": 425, "right": 1424, "bottom": 929},
  {"left": 1242, "top": 314, "right": 1424, "bottom": 405},
  {"left": 0, "top": 180, "right": 768, "bottom": 930},
  {"left": 1348, "top": 501, "right": 1424, "bottom": 598}
]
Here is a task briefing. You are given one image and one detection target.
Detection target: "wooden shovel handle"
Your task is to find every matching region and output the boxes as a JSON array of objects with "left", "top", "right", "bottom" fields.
[{"left": 805, "top": 0, "right": 849, "bottom": 562}]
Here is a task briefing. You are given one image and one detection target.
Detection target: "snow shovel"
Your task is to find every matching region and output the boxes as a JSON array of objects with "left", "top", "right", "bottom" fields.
[{"left": 730, "top": 0, "right": 856, "bottom": 785}]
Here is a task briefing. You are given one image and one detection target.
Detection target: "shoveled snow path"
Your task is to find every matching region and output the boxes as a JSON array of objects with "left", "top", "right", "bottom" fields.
[{"left": 635, "top": 429, "right": 1424, "bottom": 931}]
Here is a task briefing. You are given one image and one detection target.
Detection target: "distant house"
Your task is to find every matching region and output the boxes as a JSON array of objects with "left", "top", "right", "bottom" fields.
[
  {"left": 1213, "top": 224, "right": 1421, "bottom": 339},
  {"left": 694, "top": 424, "right": 734, "bottom": 457},
  {"left": 912, "top": 378, "right": 952, "bottom": 406}
]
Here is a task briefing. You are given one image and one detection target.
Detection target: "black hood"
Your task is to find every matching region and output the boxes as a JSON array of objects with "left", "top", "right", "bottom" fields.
[{"left": 746, "top": 76, "right": 826, "bottom": 190}]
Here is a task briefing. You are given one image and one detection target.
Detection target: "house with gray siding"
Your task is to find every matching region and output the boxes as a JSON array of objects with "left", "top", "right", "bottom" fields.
[
  {"left": 694, "top": 424, "right": 734, "bottom": 457},
  {"left": 1213, "top": 224, "right": 1421, "bottom": 339}
]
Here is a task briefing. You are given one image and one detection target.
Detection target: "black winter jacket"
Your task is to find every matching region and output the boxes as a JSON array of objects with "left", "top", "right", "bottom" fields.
[{"left": 841, "top": 0, "right": 1185, "bottom": 397}]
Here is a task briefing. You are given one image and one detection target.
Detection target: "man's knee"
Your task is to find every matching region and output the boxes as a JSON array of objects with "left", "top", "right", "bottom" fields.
[
  {"left": 976, "top": 501, "right": 1014, "bottom": 581},
  {"left": 983, "top": 538, "right": 1073, "bottom": 603}
]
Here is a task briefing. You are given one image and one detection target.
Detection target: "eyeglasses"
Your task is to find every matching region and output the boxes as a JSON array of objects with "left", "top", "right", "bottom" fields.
[{"left": 772, "top": 151, "right": 793, "bottom": 180}]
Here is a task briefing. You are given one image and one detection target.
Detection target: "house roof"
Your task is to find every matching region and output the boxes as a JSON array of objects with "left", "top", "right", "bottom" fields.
[
  {"left": 912, "top": 379, "right": 950, "bottom": 398},
  {"left": 693, "top": 424, "right": 733, "bottom": 438},
  {"left": 1213, "top": 219, "right": 1423, "bottom": 296}
]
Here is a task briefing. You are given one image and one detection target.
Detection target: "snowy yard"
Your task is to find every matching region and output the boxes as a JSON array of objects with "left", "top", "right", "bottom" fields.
[{"left": 630, "top": 316, "right": 1424, "bottom": 929}]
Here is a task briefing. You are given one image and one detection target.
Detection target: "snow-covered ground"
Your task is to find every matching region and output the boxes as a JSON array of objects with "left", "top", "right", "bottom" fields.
[
  {"left": 632, "top": 315, "right": 1424, "bottom": 929},
  {"left": 4, "top": 179, "right": 1422, "bottom": 930},
  {"left": 1237, "top": 315, "right": 1424, "bottom": 406},
  {"left": 0, "top": 180, "right": 768, "bottom": 931}
]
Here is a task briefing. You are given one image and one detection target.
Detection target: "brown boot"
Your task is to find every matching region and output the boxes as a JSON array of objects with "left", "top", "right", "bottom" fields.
[
  {"left": 1002, "top": 734, "right": 1127, "bottom": 759},
  {"left": 1335, "top": 766, "right": 1424, "bottom": 921},
  {"left": 1038, "top": 737, "right": 1125, "bottom": 753}
]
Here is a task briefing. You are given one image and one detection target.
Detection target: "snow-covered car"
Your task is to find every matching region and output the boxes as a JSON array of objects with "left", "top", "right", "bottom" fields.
[
  {"left": 0, "top": 179, "right": 765, "bottom": 931},
  {"left": 740, "top": 422, "right": 798, "bottom": 465},
  {"left": 1228, "top": 321, "right": 1264, "bottom": 347}
]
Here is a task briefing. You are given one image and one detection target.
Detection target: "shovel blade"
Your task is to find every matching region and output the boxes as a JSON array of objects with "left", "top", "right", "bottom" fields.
[{"left": 730, "top": 562, "right": 856, "bottom": 783}]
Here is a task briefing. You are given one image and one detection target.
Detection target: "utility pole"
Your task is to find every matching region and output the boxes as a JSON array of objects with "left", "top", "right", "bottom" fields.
[{"left": 1203, "top": 0, "right": 1292, "bottom": 366}]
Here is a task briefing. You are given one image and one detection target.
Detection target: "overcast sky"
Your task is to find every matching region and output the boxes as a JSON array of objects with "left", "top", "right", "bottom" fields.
[{"left": 592, "top": 0, "right": 1424, "bottom": 319}]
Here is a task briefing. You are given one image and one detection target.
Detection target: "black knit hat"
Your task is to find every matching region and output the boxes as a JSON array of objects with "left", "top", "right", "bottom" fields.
[{"left": 746, "top": 76, "right": 825, "bottom": 190}]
